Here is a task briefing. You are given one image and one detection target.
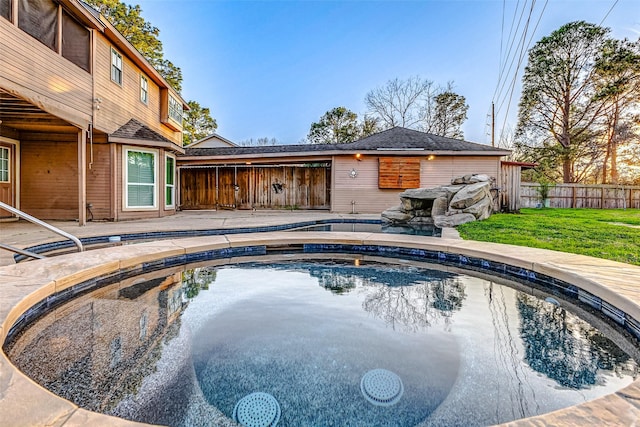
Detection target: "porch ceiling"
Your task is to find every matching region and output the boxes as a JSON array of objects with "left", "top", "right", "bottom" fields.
[{"left": 0, "top": 89, "right": 77, "bottom": 133}]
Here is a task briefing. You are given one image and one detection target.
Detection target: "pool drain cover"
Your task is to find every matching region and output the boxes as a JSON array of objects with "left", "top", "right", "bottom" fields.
[
  {"left": 233, "top": 392, "right": 281, "bottom": 427},
  {"left": 360, "top": 369, "right": 404, "bottom": 406}
]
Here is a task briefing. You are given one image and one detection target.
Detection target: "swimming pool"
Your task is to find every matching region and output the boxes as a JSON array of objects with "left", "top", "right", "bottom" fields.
[{"left": 6, "top": 255, "right": 639, "bottom": 426}]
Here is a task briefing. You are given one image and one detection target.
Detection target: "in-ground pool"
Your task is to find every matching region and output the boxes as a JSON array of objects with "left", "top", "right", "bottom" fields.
[{"left": 5, "top": 256, "right": 639, "bottom": 427}]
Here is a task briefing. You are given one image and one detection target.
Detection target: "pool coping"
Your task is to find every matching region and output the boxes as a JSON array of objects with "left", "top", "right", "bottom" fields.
[{"left": 1, "top": 231, "right": 640, "bottom": 426}]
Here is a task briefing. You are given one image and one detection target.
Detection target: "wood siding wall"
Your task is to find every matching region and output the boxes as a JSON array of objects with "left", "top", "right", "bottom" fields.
[
  {"left": 20, "top": 134, "right": 78, "bottom": 219},
  {"left": 93, "top": 38, "right": 180, "bottom": 144},
  {"left": 180, "top": 166, "right": 330, "bottom": 210},
  {"left": 332, "top": 155, "right": 502, "bottom": 213},
  {"left": 0, "top": 18, "right": 92, "bottom": 126},
  {"left": 500, "top": 164, "right": 522, "bottom": 212},
  {"left": 520, "top": 183, "right": 640, "bottom": 209},
  {"left": 86, "top": 139, "right": 112, "bottom": 220}
]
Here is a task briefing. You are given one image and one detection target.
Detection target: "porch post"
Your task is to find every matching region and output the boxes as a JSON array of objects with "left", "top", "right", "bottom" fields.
[{"left": 78, "top": 129, "right": 87, "bottom": 226}]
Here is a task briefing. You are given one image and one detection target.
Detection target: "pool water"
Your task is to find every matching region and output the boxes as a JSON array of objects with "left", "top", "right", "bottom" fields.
[
  {"left": 291, "top": 222, "right": 442, "bottom": 236},
  {"left": 5, "top": 258, "right": 639, "bottom": 427}
]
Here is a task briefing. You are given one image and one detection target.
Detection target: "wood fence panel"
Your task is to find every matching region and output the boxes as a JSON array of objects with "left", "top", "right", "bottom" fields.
[{"left": 520, "top": 183, "right": 640, "bottom": 209}]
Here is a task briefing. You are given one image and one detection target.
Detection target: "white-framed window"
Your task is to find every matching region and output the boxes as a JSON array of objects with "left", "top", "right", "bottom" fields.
[
  {"left": 140, "top": 75, "right": 148, "bottom": 104},
  {"left": 111, "top": 48, "right": 123, "bottom": 85},
  {"left": 0, "top": 147, "right": 9, "bottom": 182},
  {"left": 168, "top": 94, "right": 182, "bottom": 123},
  {"left": 165, "top": 154, "right": 175, "bottom": 208},
  {"left": 124, "top": 147, "right": 157, "bottom": 209}
]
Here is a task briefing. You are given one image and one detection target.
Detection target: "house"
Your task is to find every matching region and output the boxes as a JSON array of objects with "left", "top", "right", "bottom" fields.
[
  {"left": 178, "top": 127, "right": 511, "bottom": 213},
  {"left": 187, "top": 133, "right": 237, "bottom": 149},
  {"left": 0, "top": 0, "right": 188, "bottom": 224}
]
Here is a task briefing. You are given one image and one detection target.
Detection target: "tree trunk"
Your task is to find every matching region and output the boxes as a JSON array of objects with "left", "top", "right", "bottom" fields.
[{"left": 610, "top": 103, "right": 620, "bottom": 184}]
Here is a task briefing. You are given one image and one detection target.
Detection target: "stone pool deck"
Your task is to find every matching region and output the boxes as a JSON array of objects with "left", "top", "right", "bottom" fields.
[{"left": 0, "top": 211, "right": 639, "bottom": 426}]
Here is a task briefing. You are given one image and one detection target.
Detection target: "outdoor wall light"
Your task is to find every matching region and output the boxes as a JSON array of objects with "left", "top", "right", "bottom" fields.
[
  {"left": 349, "top": 168, "right": 358, "bottom": 178},
  {"left": 355, "top": 153, "right": 362, "bottom": 160},
  {"left": 427, "top": 155, "right": 436, "bottom": 160}
]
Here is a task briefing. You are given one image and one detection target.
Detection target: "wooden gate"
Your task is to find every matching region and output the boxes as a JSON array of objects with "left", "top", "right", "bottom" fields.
[{"left": 180, "top": 164, "right": 330, "bottom": 210}]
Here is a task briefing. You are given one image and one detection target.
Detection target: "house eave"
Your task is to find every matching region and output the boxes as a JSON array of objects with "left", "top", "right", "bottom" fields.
[{"left": 110, "top": 136, "right": 185, "bottom": 154}]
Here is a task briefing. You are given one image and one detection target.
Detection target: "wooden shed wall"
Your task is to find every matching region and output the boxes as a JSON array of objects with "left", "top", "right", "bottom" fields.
[
  {"left": 93, "top": 37, "right": 180, "bottom": 144},
  {"left": 20, "top": 134, "right": 79, "bottom": 220},
  {"left": 0, "top": 18, "right": 92, "bottom": 126},
  {"left": 180, "top": 166, "right": 330, "bottom": 210}
]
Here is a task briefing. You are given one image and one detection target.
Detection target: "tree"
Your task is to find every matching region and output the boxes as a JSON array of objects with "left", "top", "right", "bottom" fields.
[
  {"left": 593, "top": 38, "right": 640, "bottom": 184},
  {"left": 240, "top": 137, "right": 279, "bottom": 147},
  {"left": 365, "top": 76, "right": 435, "bottom": 129},
  {"left": 86, "top": 0, "right": 183, "bottom": 91},
  {"left": 360, "top": 116, "right": 381, "bottom": 138},
  {"left": 365, "top": 77, "right": 468, "bottom": 138},
  {"left": 308, "top": 107, "right": 360, "bottom": 144},
  {"left": 183, "top": 101, "right": 217, "bottom": 145},
  {"left": 430, "top": 91, "right": 469, "bottom": 139},
  {"left": 516, "top": 21, "right": 609, "bottom": 183}
]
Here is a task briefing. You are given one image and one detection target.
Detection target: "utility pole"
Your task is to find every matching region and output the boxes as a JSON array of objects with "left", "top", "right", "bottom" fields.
[{"left": 491, "top": 102, "right": 495, "bottom": 147}]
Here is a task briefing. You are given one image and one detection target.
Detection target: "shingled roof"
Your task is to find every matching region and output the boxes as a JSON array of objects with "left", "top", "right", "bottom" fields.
[
  {"left": 111, "top": 118, "right": 174, "bottom": 144},
  {"left": 182, "top": 127, "right": 510, "bottom": 157}
]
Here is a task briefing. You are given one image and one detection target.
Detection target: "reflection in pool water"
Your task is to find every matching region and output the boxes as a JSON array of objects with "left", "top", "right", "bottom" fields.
[{"left": 5, "top": 258, "right": 639, "bottom": 427}]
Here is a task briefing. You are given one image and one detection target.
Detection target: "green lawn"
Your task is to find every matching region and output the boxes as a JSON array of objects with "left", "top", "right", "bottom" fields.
[{"left": 456, "top": 208, "right": 640, "bottom": 266}]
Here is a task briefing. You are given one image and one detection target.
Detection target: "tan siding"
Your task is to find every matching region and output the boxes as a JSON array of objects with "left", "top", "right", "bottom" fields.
[
  {"left": 0, "top": 20, "right": 92, "bottom": 125},
  {"left": 420, "top": 156, "right": 501, "bottom": 187},
  {"left": 86, "top": 143, "right": 112, "bottom": 220},
  {"left": 332, "top": 155, "right": 503, "bottom": 213},
  {"left": 93, "top": 37, "right": 181, "bottom": 145},
  {"left": 20, "top": 134, "right": 78, "bottom": 220},
  {"left": 332, "top": 156, "right": 403, "bottom": 213}
]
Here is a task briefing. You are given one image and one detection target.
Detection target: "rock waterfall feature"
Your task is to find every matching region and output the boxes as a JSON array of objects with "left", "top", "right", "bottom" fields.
[{"left": 381, "top": 174, "right": 495, "bottom": 228}]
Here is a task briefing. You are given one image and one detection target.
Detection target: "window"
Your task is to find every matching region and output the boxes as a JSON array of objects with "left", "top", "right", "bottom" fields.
[
  {"left": 0, "top": 147, "right": 9, "bottom": 182},
  {"left": 62, "top": 10, "right": 90, "bottom": 72},
  {"left": 0, "top": 0, "right": 11, "bottom": 21},
  {"left": 165, "top": 155, "right": 175, "bottom": 208},
  {"left": 140, "top": 75, "right": 148, "bottom": 104},
  {"left": 168, "top": 94, "right": 182, "bottom": 123},
  {"left": 18, "top": 0, "right": 57, "bottom": 51},
  {"left": 111, "top": 48, "right": 123, "bottom": 85},
  {"left": 125, "top": 148, "right": 157, "bottom": 209}
]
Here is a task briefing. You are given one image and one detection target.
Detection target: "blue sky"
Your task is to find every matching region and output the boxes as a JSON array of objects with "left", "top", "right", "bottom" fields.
[{"left": 135, "top": 0, "right": 639, "bottom": 145}]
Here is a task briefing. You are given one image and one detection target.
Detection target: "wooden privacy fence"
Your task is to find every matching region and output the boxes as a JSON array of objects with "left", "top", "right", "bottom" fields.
[
  {"left": 520, "top": 183, "right": 640, "bottom": 209},
  {"left": 180, "top": 164, "right": 331, "bottom": 210}
]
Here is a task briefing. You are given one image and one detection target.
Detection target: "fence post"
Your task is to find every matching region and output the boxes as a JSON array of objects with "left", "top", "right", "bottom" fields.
[
  {"left": 600, "top": 187, "right": 605, "bottom": 209},
  {"left": 572, "top": 185, "right": 576, "bottom": 208}
]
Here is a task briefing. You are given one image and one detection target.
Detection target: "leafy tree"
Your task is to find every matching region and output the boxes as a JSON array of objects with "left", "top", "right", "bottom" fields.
[
  {"left": 308, "top": 107, "right": 360, "bottom": 144},
  {"left": 594, "top": 38, "right": 640, "bottom": 184},
  {"left": 516, "top": 21, "right": 609, "bottom": 183},
  {"left": 86, "top": 0, "right": 183, "bottom": 91},
  {"left": 360, "top": 116, "right": 381, "bottom": 138},
  {"left": 430, "top": 91, "right": 469, "bottom": 139},
  {"left": 183, "top": 101, "right": 217, "bottom": 145}
]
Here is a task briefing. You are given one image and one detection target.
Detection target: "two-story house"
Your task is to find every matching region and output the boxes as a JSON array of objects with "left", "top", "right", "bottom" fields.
[{"left": 0, "top": 0, "right": 188, "bottom": 225}]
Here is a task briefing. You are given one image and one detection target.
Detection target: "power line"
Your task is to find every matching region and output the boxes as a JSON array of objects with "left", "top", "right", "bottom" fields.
[
  {"left": 498, "top": 0, "right": 549, "bottom": 145},
  {"left": 599, "top": 0, "right": 619, "bottom": 25}
]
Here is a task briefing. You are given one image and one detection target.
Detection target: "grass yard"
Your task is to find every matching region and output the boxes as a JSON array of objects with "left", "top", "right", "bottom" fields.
[{"left": 457, "top": 208, "right": 640, "bottom": 266}]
